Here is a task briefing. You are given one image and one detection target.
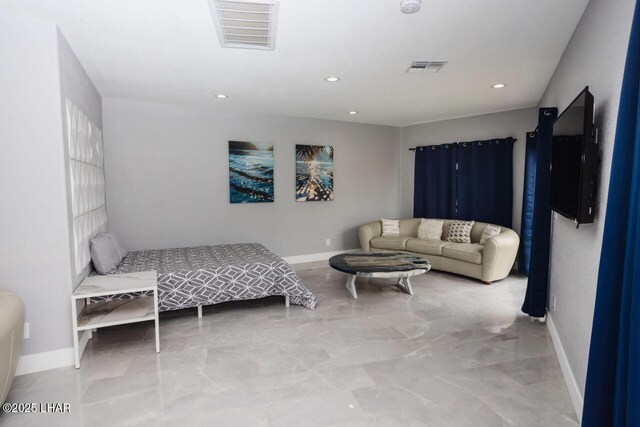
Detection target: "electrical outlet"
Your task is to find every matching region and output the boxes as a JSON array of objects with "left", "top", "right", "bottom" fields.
[
  {"left": 325, "top": 239, "right": 331, "bottom": 247},
  {"left": 551, "top": 296, "right": 557, "bottom": 311},
  {"left": 23, "top": 323, "right": 30, "bottom": 339}
]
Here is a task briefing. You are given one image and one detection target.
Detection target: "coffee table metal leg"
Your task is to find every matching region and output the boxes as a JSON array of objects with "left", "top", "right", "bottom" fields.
[
  {"left": 396, "top": 277, "right": 414, "bottom": 295},
  {"left": 345, "top": 275, "right": 358, "bottom": 299}
]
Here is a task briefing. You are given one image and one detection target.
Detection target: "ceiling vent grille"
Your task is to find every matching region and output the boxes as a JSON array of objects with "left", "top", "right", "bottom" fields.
[
  {"left": 406, "top": 61, "right": 448, "bottom": 73},
  {"left": 209, "top": 0, "right": 279, "bottom": 50}
]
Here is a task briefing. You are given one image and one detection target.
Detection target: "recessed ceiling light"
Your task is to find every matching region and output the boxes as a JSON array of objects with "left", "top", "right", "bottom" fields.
[
  {"left": 491, "top": 83, "right": 507, "bottom": 89},
  {"left": 348, "top": 111, "right": 358, "bottom": 115},
  {"left": 215, "top": 94, "right": 228, "bottom": 98},
  {"left": 325, "top": 77, "right": 340, "bottom": 82}
]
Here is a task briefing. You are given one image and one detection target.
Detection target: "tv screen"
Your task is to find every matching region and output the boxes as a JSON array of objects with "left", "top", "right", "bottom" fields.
[{"left": 550, "top": 87, "right": 596, "bottom": 224}]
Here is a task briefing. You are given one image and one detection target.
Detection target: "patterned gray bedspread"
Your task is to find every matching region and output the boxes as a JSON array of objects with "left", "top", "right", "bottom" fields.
[{"left": 100, "top": 244, "right": 316, "bottom": 311}]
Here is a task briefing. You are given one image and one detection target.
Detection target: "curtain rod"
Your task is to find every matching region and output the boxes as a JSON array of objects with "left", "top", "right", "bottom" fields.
[{"left": 408, "top": 138, "right": 518, "bottom": 151}]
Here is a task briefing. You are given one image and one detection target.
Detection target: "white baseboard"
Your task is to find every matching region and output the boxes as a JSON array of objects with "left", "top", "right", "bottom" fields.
[
  {"left": 282, "top": 249, "right": 358, "bottom": 265},
  {"left": 16, "top": 348, "right": 73, "bottom": 376},
  {"left": 546, "top": 312, "right": 584, "bottom": 422},
  {"left": 16, "top": 330, "right": 90, "bottom": 376}
]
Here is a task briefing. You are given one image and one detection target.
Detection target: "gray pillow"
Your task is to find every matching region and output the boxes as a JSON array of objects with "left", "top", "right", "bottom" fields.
[
  {"left": 104, "top": 232, "right": 128, "bottom": 260},
  {"left": 90, "top": 232, "right": 126, "bottom": 275}
]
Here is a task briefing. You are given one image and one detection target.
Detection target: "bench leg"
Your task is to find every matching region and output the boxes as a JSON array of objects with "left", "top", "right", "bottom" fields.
[
  {"left": 197, "top": 306, "right": 203, "bottom": 319},
  {"left": 154, "top": 288, "right": 160, "bottom": 353},
  {"left": 71, "top": 299, "right": 80, "bottom": 369},
  {"left": 285, "top": 295, "right": 290, "bottom": 307}
]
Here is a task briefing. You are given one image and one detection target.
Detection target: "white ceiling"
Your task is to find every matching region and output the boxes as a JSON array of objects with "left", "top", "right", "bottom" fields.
[{"left": 2, "top": 0, "right": 589, "bottom": 127}]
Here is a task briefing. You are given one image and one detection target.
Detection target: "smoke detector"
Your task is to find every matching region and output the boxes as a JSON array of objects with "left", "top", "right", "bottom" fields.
[{"left": 400, "top": 0, "right": 422, "bottom": 14}]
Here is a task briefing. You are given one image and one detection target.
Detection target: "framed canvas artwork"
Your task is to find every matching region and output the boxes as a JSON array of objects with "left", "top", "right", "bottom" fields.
[
  {"left": 228, "top": 141, "right": 274, "bottom": 203},
  {"left": 295, "top": 144, "right": 334, "bottom": 201}
]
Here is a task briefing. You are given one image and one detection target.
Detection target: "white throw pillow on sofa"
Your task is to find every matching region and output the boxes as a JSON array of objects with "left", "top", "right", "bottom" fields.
[
  {"left": 480, "top": 224, "right": 501, "bottom": 244},
  {"left": 418, "top": 219, "right": 444, "bottom": 240},
  {"left": 381, "top": 219, "right": 400, "bottom": 236}
]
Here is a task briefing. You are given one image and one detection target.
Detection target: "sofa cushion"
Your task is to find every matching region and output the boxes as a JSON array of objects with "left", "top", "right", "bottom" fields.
[
  {"left": 370, "top": 236, "right": 411, "bottom": 251},
  {"left": 442, "top": 243, "right": 484, "bottom": 264},
  {"left": 406, "top": 238, "right": 448, "bottom": 256},
  {"left": 381, "top": 219, "right": 400, "bottom": 236},
  {"left": 418, "top": 219, "right": 444, "bottom": 240},
  {"left": 399, "top": 218, "right": 421, "bottom": 237},
  {"left": 0, "top": 288, "right": 25, "bottom": 405},
  {"left": 446, "top": 220, "right": 475, "bottom": 243},
  {"left": 479, "top": 224, "right": 501, "bottom": 244}
]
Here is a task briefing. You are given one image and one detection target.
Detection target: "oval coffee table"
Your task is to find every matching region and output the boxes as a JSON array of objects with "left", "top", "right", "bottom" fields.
[{"left": 328, "top": 252, "right": 431, "bottom": 299}]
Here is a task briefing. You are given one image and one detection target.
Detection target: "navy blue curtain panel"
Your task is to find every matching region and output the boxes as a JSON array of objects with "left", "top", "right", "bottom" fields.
[
  {"left": 413, "top": 144, "right": 457, "bottom": 218},
  {"left": 583, "top": 3, "right": 640, "bottom": 425},
  {"left": 456, "top": 138, "right": 514, "bottom": 227},
  {"left": 518, "top": 131, "right": 538, "bottom": 276},
  {"left": 521, "top": 108, "right": 557, "bottom": 318}
]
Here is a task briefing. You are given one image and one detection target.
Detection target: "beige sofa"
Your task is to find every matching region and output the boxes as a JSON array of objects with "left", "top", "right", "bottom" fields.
[
  {"left": 0, "top": 288, "right": 24, "bottom": 404},
  {"left": 359, "top": 219, "right": 519, "bottom": 283}
]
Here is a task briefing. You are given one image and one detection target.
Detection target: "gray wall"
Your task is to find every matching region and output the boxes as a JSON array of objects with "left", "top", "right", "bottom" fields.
[
  {"left": 0, "top": 12, "right": 103, "bottom": 357},
  {"left": 0, "top": 10, "right": 74, "bottom": 355},
  {"left": 539, "top": 0, "right": 636, "bottom": 395},
  {"left": 102, "top": 98, "right": 401, "bottom": 257},
  {"left": 58, "top": 30, "right": 103, "bottom": 287},
  {"left": 398, "top": 108, "right": 538, "bottom": 233},
  {"left": 58, "top": 32, "right": 102, "bottom": 129}
]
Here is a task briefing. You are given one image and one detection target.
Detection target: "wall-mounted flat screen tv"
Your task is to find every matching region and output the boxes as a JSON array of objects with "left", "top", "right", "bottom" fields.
[{"left": 550, "top": 87, "right": 597, "bottom": 225}]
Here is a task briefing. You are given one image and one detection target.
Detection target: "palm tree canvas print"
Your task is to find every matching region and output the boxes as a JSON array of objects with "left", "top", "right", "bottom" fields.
[
  {"left": 296, "top": 144, "right": 334, "bottom": 202},
  {"left": 228, "top": 141, "right": 274, "bottom": 203}
]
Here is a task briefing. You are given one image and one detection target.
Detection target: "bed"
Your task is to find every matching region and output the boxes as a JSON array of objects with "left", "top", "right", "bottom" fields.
[{"left": 91, "top": 243, "right": 317, "bottom": 311}]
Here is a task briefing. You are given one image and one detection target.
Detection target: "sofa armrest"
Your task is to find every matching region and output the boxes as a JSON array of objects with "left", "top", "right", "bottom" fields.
[
  {"left": 358, "top": 221, "right": 382, "bottom": 251},
  {"left": 0, "top": 289, "right": 25, "bottom": 405},
  {"left": 481, "top": 229, "right": 520, "bottom": 282}
]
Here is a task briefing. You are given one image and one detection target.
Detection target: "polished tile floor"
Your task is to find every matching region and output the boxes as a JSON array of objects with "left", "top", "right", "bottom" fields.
[{"left": 2, "top": 262, "right": 578, "bottom": 427}]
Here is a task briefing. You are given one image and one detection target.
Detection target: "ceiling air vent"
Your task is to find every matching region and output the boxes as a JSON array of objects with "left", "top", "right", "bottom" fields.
[
  {"left": 406, "top": 61, "right": 448, "bottom": 73},
  {"left": 209, "top": 0, "right": 279, "bottom": 50}
]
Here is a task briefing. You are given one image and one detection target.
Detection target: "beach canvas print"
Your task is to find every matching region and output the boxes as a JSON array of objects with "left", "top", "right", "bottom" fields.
[
  {"left": 228, "top": 141, "right": 274, "bottom": 203},
  {"left": 296, "top": 144, "right": 334, "bottom": 202}
]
